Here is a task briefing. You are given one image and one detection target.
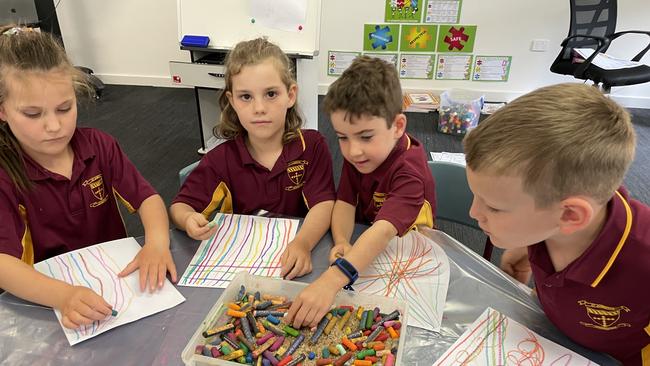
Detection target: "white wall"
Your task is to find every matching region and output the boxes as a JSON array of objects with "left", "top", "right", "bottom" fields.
[{"left": 56, "top": 0, "right": 650, "bottom": 108}]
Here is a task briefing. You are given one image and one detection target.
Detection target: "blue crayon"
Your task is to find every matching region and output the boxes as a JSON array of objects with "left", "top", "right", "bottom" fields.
[
  {"left": 266, "top": 314, "right": 281, "bottom": 325},
  {"left": 237, "top": 285, "right": 246, "bottom": 301},
  {"left": 310, "top": 315, "right": 330, "bottom": 344},
  {"left": 254, "top": 310, "right": 285, "bottom": 317},
  {"left": 308, "top": 351, "right": 315, "bottom": 360},
  {"left": 255, "top": 300, "right": 273, "bottom": 310},
  {"left": 286, "top": 334, "right": 305, "bottom": 356},
  {"left": 111, "top": 309, "right": 118, "bottom": 317}
]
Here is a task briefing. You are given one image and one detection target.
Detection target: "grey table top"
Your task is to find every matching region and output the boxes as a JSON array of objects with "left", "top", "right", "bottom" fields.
[{"left": 0, "top": 226, "right": 616, "bottom": 366}]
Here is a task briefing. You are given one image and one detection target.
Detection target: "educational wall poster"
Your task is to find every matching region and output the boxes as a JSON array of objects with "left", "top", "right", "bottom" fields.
[
  {"left": 364, "top": 24, "right": 400, "bottom": 52},
  {"left": 385, "top": 0, "right": 424, "bottom": 23},
  {"left": 34, "top": 238, "right": 186, "bottom": 345},
  {"left": 249, "top": 0, "right": 307, "bottom": 32},
  {"left": 328, "top": 50, "right": 361, "bottom": 75},
  {"left": 400, "top": 24, "right": 438, "bottom": 52},
  {"left": 357, "top": 231, "right": 450, "bottom": 332},
  {"left": 424, "top": 0, "right": 462, "bottom": 23},
  {"left": 437, "top": 25, "right": 477, "bottom": 53},
  {"left": 472, "top": 55, "right": 512, "bottom": 81},
  {"left": 364, "top": 52, "right": 399, "bottom": 68},
  {"left": 399, "top": 53, "right": 435, "bottom": 79},
  {"left": 179, "top": 213, "right": 299, "bottom": 288},
  {"left": 435, "top": 54, "right": 472, "bottom": 80},
  {"left": 433, "top": 308, "right": 596, "bottom": 366}
]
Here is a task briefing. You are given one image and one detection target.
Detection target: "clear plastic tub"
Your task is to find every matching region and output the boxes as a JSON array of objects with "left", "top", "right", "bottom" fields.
[
  {"left": 437, "top": 89, "right": 484, "bottom": 135},
  {"left": 181, "top": 272, "right": 409, "bottom": 366}
]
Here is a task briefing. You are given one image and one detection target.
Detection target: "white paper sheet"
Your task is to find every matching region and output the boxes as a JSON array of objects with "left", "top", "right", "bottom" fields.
[
  {"left": 434, "top": 307, "right": 597, "bottom": 366},
  {"left": 250, "top": 0, "right": 307, "bottom": 32},
  {"left": 431, "top": 151, "right": 467, "bottom": 166},
  {"left": 34, "top": 238, "right": 186, "bottom": 346},
  {"left": 179, "top": 213, "right": 298, "bottom": 288},
  {"left": 573, "top": 48, "right": 644, "bottom": 70},
  {"left": 356, "top": 231, "right": 450, "bottom": 332}
]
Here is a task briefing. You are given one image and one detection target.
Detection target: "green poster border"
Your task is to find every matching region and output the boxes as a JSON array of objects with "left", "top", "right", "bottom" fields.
[
  {"left": 398, "top": 53, "right": 435, "bottom": 80},
  {"left": 327, "top": 50, "right": 362, "bottom": 76},
  {"left": 400, "top": 24, "right": 438, "bottom": 52},
  {"left": 363, "top": 24, "right": 401, "bottom": 52},
  {"left": 363, "top": 52, "right": 399, "bottom": 69},
  {"left": 436, "top": 24, "right": 477, "bottom": 53},
  {"left": 384, "top": 0, "right": 424, "bottom": 23},
  {"left": 434, "top": 54, "right": 473, "bottom": 80},
  {"left": 471, "top": 55, "right": 513, "bottom": 82},
  {"left": 424, "top": 0, "right": 463, "bottom": 24}
]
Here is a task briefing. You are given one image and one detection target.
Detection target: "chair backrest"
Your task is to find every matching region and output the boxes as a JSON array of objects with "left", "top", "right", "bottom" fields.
[
  {"left": 554, "top": 0, "right": 617, "bottom": 64},
  {"left": 179, "top": 161, "right": 200, "bottom": 186},
  {"left": 428, "top": 161, "right": 479, "bottom": 230}
]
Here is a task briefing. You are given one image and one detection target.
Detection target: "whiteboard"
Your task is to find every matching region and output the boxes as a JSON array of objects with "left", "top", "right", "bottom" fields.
[{"left": 177, "top": 0, "right": 322, "bottom": 57}]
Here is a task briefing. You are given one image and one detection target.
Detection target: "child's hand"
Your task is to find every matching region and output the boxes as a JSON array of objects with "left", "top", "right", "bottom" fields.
[
  {"left": 329, "top": 241, "right": 352, "bottom": 264},
  {"left": 280, "top": 239, "right": 313, "bottom": 280},
  {"left": 286, "top": 275, "right": 339, "bottom": 329},
  {"left": 500, "top": 247, "right": 532, "bottom": 284},
  {"left": 118, "top": 242, "right": 178, "bottom": 293},
  {"left": 59, "top": 285, "right": 114, "bottom": 329},
  {"left": 184, "top": 212, "right": 217, "bottom": 240}
]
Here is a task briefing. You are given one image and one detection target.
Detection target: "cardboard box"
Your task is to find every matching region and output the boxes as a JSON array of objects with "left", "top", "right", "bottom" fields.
[{"left": 181, "top": 272, "right": 409, "bottom": 365}]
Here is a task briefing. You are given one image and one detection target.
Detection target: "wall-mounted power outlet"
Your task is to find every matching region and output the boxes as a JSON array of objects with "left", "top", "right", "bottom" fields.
[{"left": 531, "top": 39, "right": 550, "bottom": 52}]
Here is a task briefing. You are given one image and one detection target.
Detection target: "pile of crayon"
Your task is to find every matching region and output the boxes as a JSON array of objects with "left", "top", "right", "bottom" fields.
[
  {"left": 193, "top": 285, "right": 402, "bottom": 365},
  {"left": 437, "top": 102, "right": 480, "bottom": 135}
]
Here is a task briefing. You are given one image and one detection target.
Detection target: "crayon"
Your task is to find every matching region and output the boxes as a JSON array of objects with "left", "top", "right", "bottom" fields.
[
  {"left": 202, "top": 323, "right": 235, "bottom": 338},
  {"left": 111, "top": 309, "right": 118, "bottom": 317}
]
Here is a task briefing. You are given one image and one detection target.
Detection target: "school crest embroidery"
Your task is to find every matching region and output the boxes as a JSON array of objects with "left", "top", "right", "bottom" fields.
[
  {"left": 285, "top": 160, "right": 308, "bottom": 191},
  {"left": 373, "top": 192, "right": 386, "bottom": 210},
  {"left": 82, "top": 174, "right": 109, "bottom": 208},
  {"left": 578, "top": 300, "right": 631, "bottom": 331}
]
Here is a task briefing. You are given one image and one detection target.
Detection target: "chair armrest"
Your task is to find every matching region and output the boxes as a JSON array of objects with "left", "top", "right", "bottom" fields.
[
  {"left": 560, "top": 34, "right": 610, "bottom": 78},
  {"left": 608, "top": 30, "right": 650, "bottom": 61}
]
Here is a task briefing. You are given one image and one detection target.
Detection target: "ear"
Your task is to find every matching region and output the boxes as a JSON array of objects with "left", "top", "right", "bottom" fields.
[
  {"left": 391, "top": 113, "right": 407, "bottom": 138},
  {"left": 0, "top": 104, "right": 7, "bottom": 122},
  {"left": 557, "top": 197, "right": 594, "bottom": 235},
  {"left": 225, "top": 91, "right": 234, "bottom": 105},
  {"left": 287, "top": 83, "right": 298, "bottom": 108}
]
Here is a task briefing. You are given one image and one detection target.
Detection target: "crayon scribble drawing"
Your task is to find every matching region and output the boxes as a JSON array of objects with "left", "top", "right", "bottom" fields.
[
  {"left": 34, "top": 238, "right": 186, "bottom": 346},
  {"left": 356, "top": 231, "right": 450, "bottom": 332},
  {"left": 434, "top": 308, "right": 596, "bottom": 366},
  {"left": 179, "top": 213, "right": 298, "bottom": 288}
]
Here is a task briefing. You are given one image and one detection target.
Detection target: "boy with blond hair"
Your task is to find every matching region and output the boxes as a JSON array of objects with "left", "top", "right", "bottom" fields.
[
  {"left": 464, "top": 83, "right": 649, "bottom": 365},
  {"left": 286, "top": 56, "right": 436, "bottom": 328}
]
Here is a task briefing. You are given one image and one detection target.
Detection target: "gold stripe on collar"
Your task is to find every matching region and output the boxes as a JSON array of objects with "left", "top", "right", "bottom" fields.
[
  {"left": 405, "top": 134, "right": 411, "bottom": 150},
  {"left": 591, "top": 190, "right": 632, "bottom": 287},
  {"left": 298, "top": 130, "right": 306, "bottom": 152}
]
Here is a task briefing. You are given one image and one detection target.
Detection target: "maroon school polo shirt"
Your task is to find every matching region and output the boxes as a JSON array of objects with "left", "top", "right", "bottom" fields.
[
  {"left": 336, "top": 133, "right": 436, "bottom": 235},
  {"left": 530, "top": 188, "right": 650, "bottom": 365},
  {"left": 173, "top": 129, "right": 335, "bottom": 218},
  {"left": 0, "top": 128, "right": 157, "bottom": 265}
]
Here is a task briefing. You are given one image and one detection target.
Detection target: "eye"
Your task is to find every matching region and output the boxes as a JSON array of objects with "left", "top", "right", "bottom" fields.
[
  {"left": 57, "top": 107, "right": 72, "bottom": 113},
  {"left": 336, "top": 136, "right": 348, "bottom": 141},
  {"left": 23, "top": 111, "right": 41, "bottom": 118},
  {"left": 486, "top": 206, "right": 501, "bottom": 213},
  {"left": 238, "top": 94, "right": 251, "bottom": 101},
  {"left": 360, "top": 135, "right": 373, "bottom": 141},
  {"left": 266, "top": 90, "right": 278, "bottom": 98}
]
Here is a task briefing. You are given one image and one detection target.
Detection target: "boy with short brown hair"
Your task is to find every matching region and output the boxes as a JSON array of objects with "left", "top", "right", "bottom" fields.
[
  {"left": 464, "top": 83, "right": 648, "bottom": 365},
  {"left": 286, "top": 55, "right": 436, "bottom": 328}
]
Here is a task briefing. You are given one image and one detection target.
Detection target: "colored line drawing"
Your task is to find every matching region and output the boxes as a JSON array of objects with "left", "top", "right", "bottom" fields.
[
  {"left": 434, "top": 308, "right": 596, "bottom": 366},
  {"left": 34, "top": 238, "right": 186, "bottom": 345},
  {"left": 356, "top": 231, "right": 450, "bottom": 332},
  {"left": 179, "top": 213, "right": 298, "bottom": 288}
]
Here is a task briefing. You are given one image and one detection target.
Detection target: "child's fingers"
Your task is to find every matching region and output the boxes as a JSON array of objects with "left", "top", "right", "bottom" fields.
[
  {"left": 65, "top": 310, "right": 92, "bottom": 328},
  {"left": 167, "top": 261, "right": 178, "bottom": 283},
  {"left": 157, "top": 263, "right": 166, "bottom": 289},
  {"left": 282, "top": 253, "right": 297, "bottom": 279},
  {"left": 148, "top": 264, "right": 159, "bottom": 292},
  {"left": 62, "top": 315, "right": 80, "bottom": 329},
  {"left": 118, "top": 259, "right": 138, "bottom": 278},
  {"left": 86, "top": 294, "right": 113, "bottom": 317},
  {"left": 138, "top": 266, "right": 149, "bottom": 292}
]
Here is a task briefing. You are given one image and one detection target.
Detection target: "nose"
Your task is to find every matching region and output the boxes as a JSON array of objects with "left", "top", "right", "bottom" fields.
[
  {"left": 347, "top": 139, "right": 363, "bottom": 158},
  {"left": 469, "top": 196, "right": 485, "bottom": 223},
  {"left": 43, "top": 113, "right": 62, "bottom": 133},
  {"left": 252, "top": 98, "right": 265, "bottom": 114}
]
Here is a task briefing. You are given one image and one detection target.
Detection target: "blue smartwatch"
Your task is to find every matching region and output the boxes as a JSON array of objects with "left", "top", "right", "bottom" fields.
[{"left": 331, "top": 257, "right": 358, "bottom": 290}]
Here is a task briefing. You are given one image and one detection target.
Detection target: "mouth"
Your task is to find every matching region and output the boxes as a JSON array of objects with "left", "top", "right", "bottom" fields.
[
  {"left": 353, "top": 159, "right": 369, "bottom": 166},
  {"left": 44, "top": 136, "right": 66, "bottom": 142},
  {"left": 251, "top": 120, "right": 272, "bottom": 125}
]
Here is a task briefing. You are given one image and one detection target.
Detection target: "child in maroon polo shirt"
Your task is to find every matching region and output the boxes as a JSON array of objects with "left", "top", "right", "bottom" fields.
[
  {"left": 286, "top": 56, "right": 436, "bottom": 328},
  {"left": 463, "top": 83, "right": 649, "bottom": 365},
  {"left": 0, "top": 26, "right": 177, "bottom": 329},
  {"left": 170, "top": 38, "right": 336, "bottom": 280}
]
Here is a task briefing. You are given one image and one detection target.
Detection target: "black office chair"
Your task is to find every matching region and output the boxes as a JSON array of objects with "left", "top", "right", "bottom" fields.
[{"left": 550, "top": 0, "right": 650, "bottom": 92}]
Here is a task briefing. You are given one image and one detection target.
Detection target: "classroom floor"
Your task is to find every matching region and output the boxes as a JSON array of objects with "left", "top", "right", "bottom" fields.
[{"left": 78, "top": 85, "right": 650, "bottom": 266}]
